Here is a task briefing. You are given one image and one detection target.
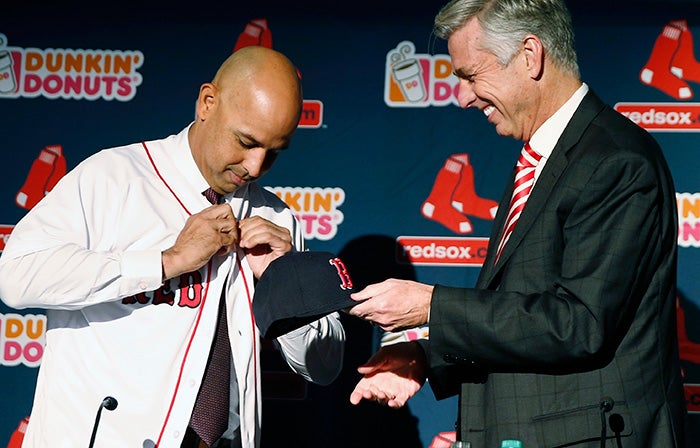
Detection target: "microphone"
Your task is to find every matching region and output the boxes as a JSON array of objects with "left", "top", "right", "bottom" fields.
[
  {"left": 609, "top": 413, "right": 625, "bottom": 448},
  {"left": 88, "top": 396, "right": 118, "bottom": 448},
  {"left": 102, "top": 396, "right": 118, "bottom": 411}
]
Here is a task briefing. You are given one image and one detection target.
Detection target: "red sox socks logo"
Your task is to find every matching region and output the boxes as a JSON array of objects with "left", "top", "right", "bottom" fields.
[
  {"left": 640, "top": 19, "right": 700, "bottom": 100},
  {"left": 677, "top": 297, "right": 700, "bottom": 369},
  {"left": 6, "top": 416, "right": 29, "bottom": 448},
  {"left": 234, "top": 18, "right": 273, "bottom": 52},
  {"left": 232, "top": 18, "right": 303, "bottom": 81},
  {"left": 329, "top": 257, "right": 353, "bottom": 290},
  {"left": 421, "top": 153, "right": 498, "bottom": 234},
  {"left": 15, "top": 145, "right": 67, "bottom": 210}
]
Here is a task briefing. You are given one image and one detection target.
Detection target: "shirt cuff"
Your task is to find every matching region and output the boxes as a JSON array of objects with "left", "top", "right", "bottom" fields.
[{"left": 119, "top": 250, "right": 163, "bottom": 293}]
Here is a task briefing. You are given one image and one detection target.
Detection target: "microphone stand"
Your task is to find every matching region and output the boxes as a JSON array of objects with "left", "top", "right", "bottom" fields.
[
  {"left": 88, "top": 396, "right": 118, "bottom": 448},
  {"left": 609, "top": 413, "right": 625, "bottom": 448}
]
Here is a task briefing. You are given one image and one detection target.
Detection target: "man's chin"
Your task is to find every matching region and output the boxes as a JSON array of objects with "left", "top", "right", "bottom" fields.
[{"left": 492, "top": 123, "right": 513, "bottom": 138}]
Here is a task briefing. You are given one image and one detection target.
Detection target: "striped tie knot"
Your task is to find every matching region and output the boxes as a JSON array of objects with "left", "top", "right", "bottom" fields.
[{"left": 517, "top": 142, "right": 542, "bottom": 168}]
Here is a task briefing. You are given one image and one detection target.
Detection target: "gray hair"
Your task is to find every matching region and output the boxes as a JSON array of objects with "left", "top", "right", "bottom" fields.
[{"left": 434, "top": 0, "right": 579, "bottom": 77}]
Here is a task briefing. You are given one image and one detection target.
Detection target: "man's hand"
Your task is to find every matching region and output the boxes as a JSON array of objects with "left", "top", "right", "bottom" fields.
[
  {"left": 350, "top": 341, "right": 427, "bottom": 408},
  {"left": 238, "top": 215, "right": 293, "bottom": 278},
  {"left": 162, "top": 204, "right": 238, "bottom": 280},
  {"left": 348, "top": 279, "right": 434, "bottom": 331}
]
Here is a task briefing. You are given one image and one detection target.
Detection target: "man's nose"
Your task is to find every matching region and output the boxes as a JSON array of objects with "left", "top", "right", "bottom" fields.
[
  {"left": 244, "top": 148, "right": 268, "bottom": 178},
  {"left": 456, "top": 80, "right": 475, "bottom": 109}
]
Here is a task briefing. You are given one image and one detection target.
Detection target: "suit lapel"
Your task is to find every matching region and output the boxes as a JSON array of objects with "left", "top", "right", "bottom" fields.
[
  {"left": 476, "top": 164, "right": 516, "bottom": 285},
  {"left": 479, "top": 91, "right": 607, "bottom": 288}
]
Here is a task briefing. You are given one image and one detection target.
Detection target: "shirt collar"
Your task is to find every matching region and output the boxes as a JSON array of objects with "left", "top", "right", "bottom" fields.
[
  {"left": 529, "top": 82, "right": 589, "bottom": 158},
  {"left": 172, "top": 121, "right": 210, "bottom": 195}
]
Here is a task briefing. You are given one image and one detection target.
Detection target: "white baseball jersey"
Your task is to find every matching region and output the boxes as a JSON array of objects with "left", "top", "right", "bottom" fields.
[{"left": 0, "top": 124, "right": 345, "bottom": 448}]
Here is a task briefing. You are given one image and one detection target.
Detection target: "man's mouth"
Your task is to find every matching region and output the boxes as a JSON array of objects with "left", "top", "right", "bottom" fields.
[
  {"left": 483, "top": 105, "right": 495, "bottom": 117},
  {"left": 229, "top": 170, "right": 248, "bottom": 186}
]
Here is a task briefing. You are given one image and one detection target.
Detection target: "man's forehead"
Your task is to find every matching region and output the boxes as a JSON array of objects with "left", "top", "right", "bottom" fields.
[{"left": 447, "top": 23, "right": 482, "bottom": 66}]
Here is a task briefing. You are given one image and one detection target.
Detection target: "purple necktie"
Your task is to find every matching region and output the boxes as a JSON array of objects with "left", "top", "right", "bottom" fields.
[{"left": 189, "top": 187, "right": 230, "bottom": 446}]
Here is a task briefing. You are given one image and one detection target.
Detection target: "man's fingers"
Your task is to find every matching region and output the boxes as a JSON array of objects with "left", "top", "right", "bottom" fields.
[
  {"left": 200, "top": 202, "right": 235, "bottom": 218},
  {"left": 349, "top": 380, "right": 404, "bottom": 407},
  {"left": 350, "top": 281, "right": 389, "bottom": 301},
  {"left": 356, "top": 364, "right": 378, "bottom": 375},
  {"left": 218, "top": 221, "right": 239, "bottom": 235},
  {"left": 349, "top": 388, "right": 364, "bottom": 405}
]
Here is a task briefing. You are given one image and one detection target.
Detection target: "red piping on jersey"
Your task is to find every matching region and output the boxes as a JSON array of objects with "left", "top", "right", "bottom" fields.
[
  {"left": 141, "top": 141, "right": 258, "bottom": 446},
  {"left": 141, "top": 142, "right": 191, "bottom": 215}
]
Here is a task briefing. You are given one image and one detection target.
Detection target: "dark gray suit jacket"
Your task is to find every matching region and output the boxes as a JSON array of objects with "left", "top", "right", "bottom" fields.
[{"left": 422, "top": 91, "right": 686, "bottom": 447}]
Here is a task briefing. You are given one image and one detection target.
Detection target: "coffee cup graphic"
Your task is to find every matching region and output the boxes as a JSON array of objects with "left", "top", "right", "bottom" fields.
[
  {"left": 389, "top": 42, "right": 427, "bottom": 103},
  {"left": 392, "top": 58, "right": 426, "bottom": 102},
  {"left": 0, "top": 50, "right": 17, "bottom": 94}
]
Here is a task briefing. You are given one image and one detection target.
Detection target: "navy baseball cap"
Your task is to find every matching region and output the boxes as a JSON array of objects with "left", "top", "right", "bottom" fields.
[{"left": 253, "top": 251, "right": 357, "bottom": 339}]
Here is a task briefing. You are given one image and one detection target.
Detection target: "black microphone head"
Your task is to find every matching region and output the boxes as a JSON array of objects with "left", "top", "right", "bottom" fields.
[
  {"left": 609, "top": 413, "right": 625, "bottom": 432},
  {"left": 102, "top": 396, "right": 118, "bottom": 411},
  {"left": 600, "top": 396, "right": 614, "bottom": 412}
]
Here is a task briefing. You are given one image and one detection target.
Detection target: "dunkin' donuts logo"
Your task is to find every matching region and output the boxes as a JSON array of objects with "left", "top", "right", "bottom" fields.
[
  {"left": 384, "top": 41, "right": 459, "bottom": 108},
  {"left": 0, "top": 313, "right": 46, "bottom": 368},
  {"left": 678, "top": 192, "right": 700, "bottom": 247},
  {"left": 266, "top": 186, "right": 345, "bottom": 241},
  {"left": 0, "top": 33, "right": 144, "bottom": 101}
]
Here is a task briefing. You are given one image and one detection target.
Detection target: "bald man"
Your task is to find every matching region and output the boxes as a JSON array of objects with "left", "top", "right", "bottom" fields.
[{"left": 0, "top": 46, "right": 345, "bottom": 448}]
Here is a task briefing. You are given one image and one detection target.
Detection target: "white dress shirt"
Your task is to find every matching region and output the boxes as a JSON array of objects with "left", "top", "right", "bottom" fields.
[{"left": 0, "top": 124, "right": 345, "bottom": 448}]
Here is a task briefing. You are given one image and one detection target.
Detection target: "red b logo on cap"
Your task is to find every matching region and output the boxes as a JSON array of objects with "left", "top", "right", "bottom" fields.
[{"left": 329, "top": 258, "right": 353, "bottom": 290}]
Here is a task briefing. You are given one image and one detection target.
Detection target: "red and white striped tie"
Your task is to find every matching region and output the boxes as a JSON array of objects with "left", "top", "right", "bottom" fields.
[{"left": 494, "top": 142, "right": 542, "bottom": 263}]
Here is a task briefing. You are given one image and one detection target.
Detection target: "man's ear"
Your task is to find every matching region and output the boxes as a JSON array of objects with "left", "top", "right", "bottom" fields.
[
  {"left": 195, "top": 83, "right": 217, "bottom": 121},
  {"left": 522, "top": 35, "right": 544, "bottom": 80}
]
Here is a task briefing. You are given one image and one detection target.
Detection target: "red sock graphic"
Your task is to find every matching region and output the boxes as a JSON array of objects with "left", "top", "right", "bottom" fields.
[
  {"left": 429, "top": 431, "right": 456, "bottom": 448},
  {"left": 7, "top": 416, "right": 29, "bottom": 448},
  {"left": 422, "top": 156, "right": 473, "bottom": 234},
  {"left": 449, "top": 153, "right": 499, "bottom": 220},
  {"left": 234, "top": 19, "right": 273, "bottom": 52},
  {"left": 668, "top": 20, "right": 700, "bottom": 83},
  {"left": 16, "top": 145, "right": 65, "bottom": 210},
  {"left": 640, "top": 22, "right": 693, "bottom": 99},
  {"left": 677, "top": 297, "right": 700, "bottom": 364},
  {"left": 43, "top": 144, "right": 66, "bottom": 193}
]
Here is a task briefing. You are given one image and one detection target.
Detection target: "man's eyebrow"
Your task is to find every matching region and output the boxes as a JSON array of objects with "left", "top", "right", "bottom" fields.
[
  {"left": 237, "top": 131, "right": 290, "bottom": 151},
  {"left": 236, "top": 131, "right": 262, "bottom": 146},
  {"left": 453, "top": 67, "right": 471, "bottom": 79}
]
